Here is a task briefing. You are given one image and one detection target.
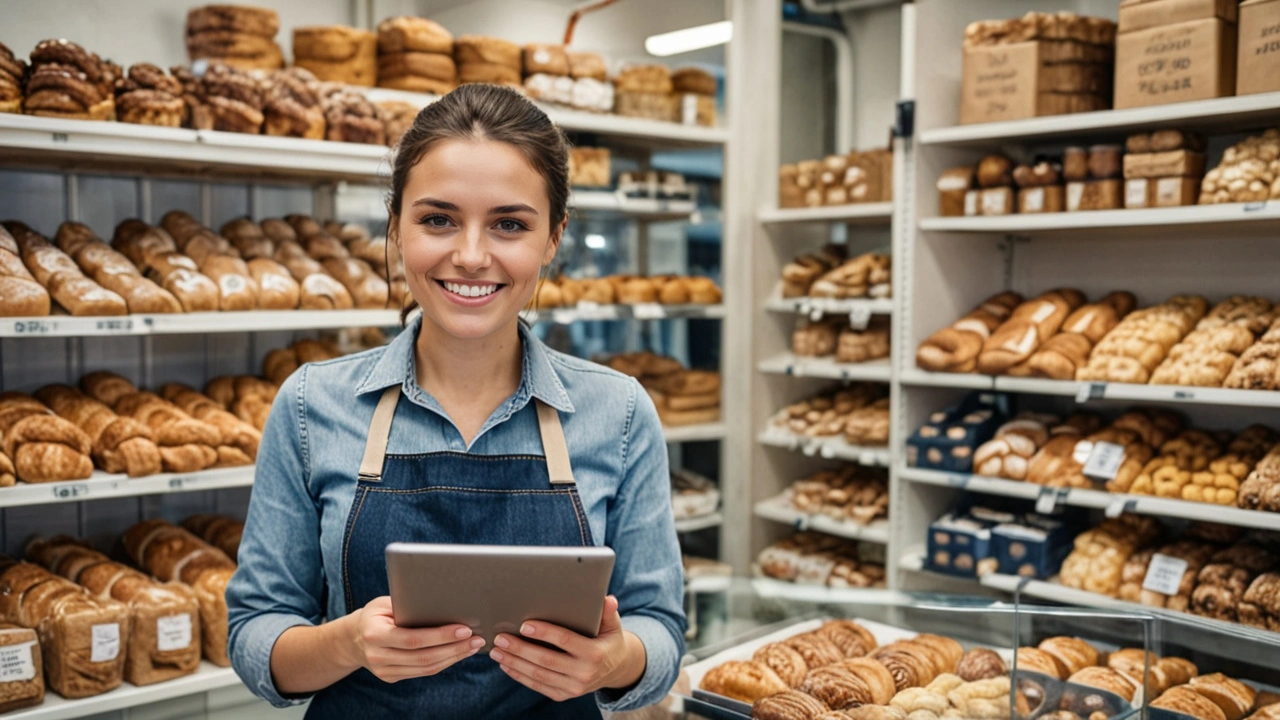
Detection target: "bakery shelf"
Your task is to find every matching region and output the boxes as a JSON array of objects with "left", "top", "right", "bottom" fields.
[
  {"left": 0, "top": 310, "right": 402, "bottom": 338},
  {"left": 363, "top": 87, "right": 729, "bottom": 148},
  {"left": 763, "top": 294, "right": 894, "bottom": 318},
  {"left": 757, "top": 202, "right": 894, "bottom": 225},
  {"left": 756, "top": 428, "right": 891, "bottom": 467},
  {"left": 0, "top": 467, "right": 255, "bottom": 509},
  {"left": 898, "top": 370, "right": 1280, "bottom": 409},
  {"left": 749, "top": 577, "right": 899, "bottom": 604},
  {"left": 685, "top": 574, "right": 733, "bottom": 594},
  {"left": 570, "top": 190, "right": 697, "bottom": 220},
  {"left": 898, "top": 466, "right": 1280, "bottom": 532},
  {"left": 674, "top": 512, "right": 724, "bottom": 534},
  {"left": 753, "top": 493, "right": 889, "bottom": 544},
  {"left": 919, "top": 92, "right": 1280, "bottom": 147},
  {"left": 523, "top": 303, "right": 726, "bottom": 324},
  {"left": 6, "top": 662, "right": 241, "bottom": 720},
  {"left": 757, "top": 355, "right": 891, "bottom": 383},
  {"left": 919, "top": 202, "right": 1280, "bottom": 238},
  {"left": 898, "top": 369, "right": 996, "bottom": 390},
  {"left": 663, "top": 423, "right": 727, "bottom": 443}
]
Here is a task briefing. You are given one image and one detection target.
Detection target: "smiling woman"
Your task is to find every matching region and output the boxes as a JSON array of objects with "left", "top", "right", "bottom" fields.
[{"left": 224, "top": 84, "right": 687, "bottom": 720}]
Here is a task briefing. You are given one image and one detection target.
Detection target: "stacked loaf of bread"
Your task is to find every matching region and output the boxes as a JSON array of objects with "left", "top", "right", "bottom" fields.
[
  {"left": 260, "top": 67, "right": 325, "bottom": 139},
  {"left": 0, "top": 558, "right": 129, "bottom": 698},
  {"left": 520, "top": 42, "right": 573, "bottom": 106},
  {"left": 767, "top": 384, "right": 889, "bottom": 448},
  {"left": 531, "top": 274, "right": 720, "bottom": 309},
  {"left": 779, "top": 149, "right": 893, "bottom": 209},
  {"left": 0, "top": 42, "right": 24, "bottom": 114},
  {"left": 122, "top": 519, "right": 235, "bottom": 667},
  {"left": 185, "top": 4, "right": 282, "bottom": 71},
  {"left": 757, "top": 533, "right": 887, "bottom": 591},
  {"left": 671, "top": 67, "right": 716, "bottom": 126},
  {"left": 792, "top": 318, "right": 890, "bottom": 365},
  {"left": 787, "top": 466, "right": 889, "bottom": 525},
  {"left": 614, "top": 64, "right": 675, "bottom": 122},
  {"left": 597, "top": 352, "right": 720, "bottom": 426},
  {"left": 376, "top": 16, "right": 455, "bottom": 95},
  {"left": 568, "top": 147, "right": 611, "bottom": 187},
  {"left": 26, "top": 535, "right": 201, "bottom": 686},
  {"left": 293, "top": 25, "right": 376, "bottom": 86},
  {"left": 184, "top": 62, "right": 265, "bottom": 134},
  {"left": 454, "top": 35, "right": 521, "bottom": 88},
  {"left": 114, "top": 63, "right": 186, "bottom": 127},
  {"left": 22, "top": 39, "right": 118, "bottom": 121},
  {"left": 1125, "top": 130, "right": 1207, "bottom": 209}
]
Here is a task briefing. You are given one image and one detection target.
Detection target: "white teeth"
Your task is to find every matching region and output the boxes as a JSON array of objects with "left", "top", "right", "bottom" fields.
[{"left": 444, "top": 282, "right": 498, "bottom": 298}]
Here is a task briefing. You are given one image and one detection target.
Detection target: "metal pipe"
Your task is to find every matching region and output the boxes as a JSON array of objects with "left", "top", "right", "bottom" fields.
[
  {"left": 782, "top": 21, "right": 855, "bottom": 153},
  {"left": 800, "top": 0, "right": 900, "bottom": 12}
]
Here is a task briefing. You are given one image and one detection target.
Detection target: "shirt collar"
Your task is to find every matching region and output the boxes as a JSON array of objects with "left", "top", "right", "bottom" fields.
[{"left": 355, "top": 313, "right": 575, "bottom": 414}]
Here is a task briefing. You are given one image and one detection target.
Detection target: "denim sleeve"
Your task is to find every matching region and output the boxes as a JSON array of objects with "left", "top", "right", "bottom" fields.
[
  {"left": 596, "top": 378, "right": 688, "bottom": 712},
  {"left": 226, "top": 367, "right": 326, "bottom": 708}
]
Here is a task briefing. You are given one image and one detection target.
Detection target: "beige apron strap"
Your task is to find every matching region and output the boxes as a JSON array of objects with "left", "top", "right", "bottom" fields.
[
  {"left": 358, "top": 386, "right": 401, "bottom": 481},
  {"left": 535, "top": 400, "right": 575, "bottom": 486}
]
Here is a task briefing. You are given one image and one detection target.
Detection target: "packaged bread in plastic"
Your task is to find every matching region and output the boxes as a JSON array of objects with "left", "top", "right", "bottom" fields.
[
  {"left": 0, "top": 560, "right": 129, "bottom": 699},
  {"left": 0, "top": 622, "right": 43, "bottom": 712},
  {"left": 27, "top": 536, "right": 201, "bottom": 686},
  {"left": 123, "top": 520, "right": 235, "bottom": 666}
]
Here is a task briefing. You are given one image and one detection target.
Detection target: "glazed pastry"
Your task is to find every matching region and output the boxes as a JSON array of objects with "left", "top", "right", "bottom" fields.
[
  {"left": 1068, "top": 667, "right": 1137, "bottom": 702},
  {"left": 802, "top": 664, "right": 879, "bottom": 710},
  {"left": 911, "top": 635, "right": 963, "bottom": 675},
  {"left": 263, "top": 67, "right": 325, "bottom": 139},
  {"left": 699, "top": 660, "right": 789, "bottom": 704},
  {"left": 841, "top": 657, "right": 897, "bottom": 705},
  {"left": 24, "top": 39, "right": 118, "bottom": 121},
  {"left": 115, "top": 63, "right": 184, "bottom": 127},
  {"left": 1014, "top": 647, "right": 1063, "bottom": 679},
  {"left": 816, "top": 620, "right": 874, "bottom": 658},
  {"left": 871, "top": 641, "right": 938, "bottom": 691}
]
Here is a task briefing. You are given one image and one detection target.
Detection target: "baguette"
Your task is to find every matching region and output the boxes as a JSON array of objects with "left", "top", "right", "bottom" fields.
[
  {"left": 977, "top": 289, "right": 1084, "bottom": 375},
  {"left": 916, "top": 291, "right": 1023, "bottom": 373}
]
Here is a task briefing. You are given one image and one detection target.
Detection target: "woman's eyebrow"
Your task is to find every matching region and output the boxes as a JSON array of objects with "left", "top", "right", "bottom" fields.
[
  {"left": 411, "top": 198, "right": 460, "bottom": 211},
  {"left": 491, "top": 204, "right": 538, "bottom": 215}
]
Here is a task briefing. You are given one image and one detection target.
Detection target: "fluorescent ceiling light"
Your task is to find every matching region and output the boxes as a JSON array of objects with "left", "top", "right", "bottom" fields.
[
  {"left": 585, "top": 233, "right": 607, "bottom": 249},
  {"left": 645, "top": 20, "right": 732, "bottom": 57}
]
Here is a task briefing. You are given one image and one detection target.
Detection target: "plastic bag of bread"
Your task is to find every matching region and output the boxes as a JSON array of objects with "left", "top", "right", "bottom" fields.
[
  {"left": 123, "top": 521, "right": 235, "bottom": 666},
  {"left": 916, "top": 292, "right": 1023, "bottom": 373},
  {"left": 977, "top": 289, "right": 1085, "bottom": 376},
  {"left": 0, "top": 623, "right": 43, "bottom": 712},
  {"left": 0, "top": 561, "right": 129, "bottom": 699}
]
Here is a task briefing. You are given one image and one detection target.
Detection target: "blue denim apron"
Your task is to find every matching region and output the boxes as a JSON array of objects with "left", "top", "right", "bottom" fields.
[{"left": 306, "top": 387, "right": 603, "bottom": 720}]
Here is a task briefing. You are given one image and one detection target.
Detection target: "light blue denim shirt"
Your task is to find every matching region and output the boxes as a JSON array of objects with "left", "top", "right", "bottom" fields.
[{"left": 226, "top": 315, "right": 687, "bottom": 713}]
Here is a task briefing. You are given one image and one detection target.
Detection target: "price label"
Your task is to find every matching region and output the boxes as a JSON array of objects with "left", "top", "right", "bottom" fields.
[
  {"left": 1066, "top": 182, "right": 1085, "bottom": 212},
  {"left": 94, "top": 318, "right": 135, "bottom": 333},
  {"left": 1075, "top": 382, "right": 1107, "bottom": 403},
  {"left": 848, "top": 305, "right": 872, "bottom": 331},
  {"left": 792, "top": 515, "right": 810, "bottom": 532},
  {"left": 631, "top": 303, "right": 665, "bottom": 320},
  {"left": 11, "top": 320, "right": 56, "bottom": 336},
  {"left": 1105, "top": 497, "right": 1137, "bottom": 519},
  {"left": 91, "top": 623, "right": 120, "bottom": 662},
  {"left": 947, "top": 474, "right": 971, "bottom": 489},
  {"left": 1173, "top": 389, "right": 1195, "bottom": 401},
  {"left": 1142, "top": 553, "right": 1189, "bottom": 596},
  {"left": 790, "top": 362, "right": 805, "bottom": 378},
  {"left": 1243, "top": 201, "right": 1267, "bottom": 213},
  {"left": 1083, "top": 441, "right": 1125, "bottom": 481},
  {"left": 809, "top": 308, "right": 824, "bottom": 322},
  {"left": 51, "top": 483, "right": 89, "bottom": 500},
  {"left": 860, "top": 451, "right": 882, "bottom": 466},
  {"left": 168, "top": 476, "right": 189, "bottom": 490},
  {"left": 576, "top": 301, "right": 600, "bottom": 311},
  {"left": 156, "top": 614, "right": 193, "bottom": 652},
  {"left": 801, "top": 441, "right": 820, "bottom": 457},
  {"left": 0, "top": 641, "right": 36, "bottom": 682},
  {"left": 1035, "top": 487, "right": 1068, "bottom": 514},
  {"left": 52, "top": 132, "right": 68, "bottom": 144}
]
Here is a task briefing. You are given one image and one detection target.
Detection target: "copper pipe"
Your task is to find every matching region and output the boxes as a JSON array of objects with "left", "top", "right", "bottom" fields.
[{"left": 564, "top": 0, "right": 621, "bottom": 46}]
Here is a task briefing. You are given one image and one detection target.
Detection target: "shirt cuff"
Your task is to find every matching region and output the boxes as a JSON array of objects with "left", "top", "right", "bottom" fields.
[
  {"left": 595, "top": 614, "right": 682, "bottom": 713},
  {"left": 231, "top": 612, "right": 317, "bottom": 708}
]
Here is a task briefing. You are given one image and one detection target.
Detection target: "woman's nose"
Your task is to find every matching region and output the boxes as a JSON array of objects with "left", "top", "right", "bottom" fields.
[{"left": 451, "top": 226, "right": 489, "bottom": 272}]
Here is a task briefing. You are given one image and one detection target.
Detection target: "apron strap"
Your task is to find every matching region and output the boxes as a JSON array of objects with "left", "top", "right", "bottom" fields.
[
  {"left": 358, "top": 386, "right": 401, "bottom": 482},
  {"left": 535, "top": 400, "right": 576, "bottom": 486}
]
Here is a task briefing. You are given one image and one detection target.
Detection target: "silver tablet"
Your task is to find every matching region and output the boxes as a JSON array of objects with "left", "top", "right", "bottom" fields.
[{"left": 385, "top": 543, "right": 616, "bottom": 651}]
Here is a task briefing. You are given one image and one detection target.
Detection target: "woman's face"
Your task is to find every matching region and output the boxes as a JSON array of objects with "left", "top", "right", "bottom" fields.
[{"left": 396, "top": 137, "right": 559, "bottom": 340}]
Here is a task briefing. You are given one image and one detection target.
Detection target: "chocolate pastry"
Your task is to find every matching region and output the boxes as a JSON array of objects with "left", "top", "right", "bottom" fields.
[
  {"left": 801, "top": 664, "right": 876, "bottom": 710},
  {"left": 376, "top": 100, "right": 417, "bottom": 148},
  {"left": 957, "top": 648, "right": 1007, "bottom": 681},
  {"left": 754, "top": 642, "right": 810, "bottom": 688},
  {"left": 0, "top": 42, "right": 26, "bottom": 114},
  {"left": 816, "top": 621, "right": 873, "bottom": 658},
  {"left": 754, "top": 690, "right": 830, "bottom": 720},
  {"left": 263, "top": 67, "right": 324, "bottom": 139},
  {"left": 871, "top": 641, "right": 937, "bottom": 691},
  {"left": 786, "top": 633, "right": 846, "bottom": 670},
  {"left": 24, "top": 40, "right": 118, "bottom": 121},
  {"left": 115, "top": 63, "right": 184, "bottom": 127},
  {"left": 193, "top": 63, "right": 264, "bottom": 133},
  {"left": 186, "top": 5, "right": 280, "bottom": 38},
  {"left": 911, "top": 634, "right": 964, "bottom": 675},
  {"left": 320, "top": 86, "right": 384, "bottom": 145}
]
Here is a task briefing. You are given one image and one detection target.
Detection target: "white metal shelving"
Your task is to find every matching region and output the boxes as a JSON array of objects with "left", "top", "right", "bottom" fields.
[
  {"left": 524, "top": 303, "right": 726, "bottom": 325},
  {"left": 662, "top": 423, "right": 727, "bottom": 443},
  {"left": 757, "top": 355, "right": 891, "bottom": 382},
  {"left": 898, "top": 371, "right": 1280, "bottom": 409},
  {"left": 757, "top": 427, "right": 892, "bottom": 467},
  {"left": 919, "top": 202, "right": 1280, "bottom": 237},
  {"left": 5, "top": 664, "right": 241, "bottom": 720},
  {"left": 763, "top": 294, "right": 895, "bottom": 318},
  {"left": 0, "top": 467, "right": 255, "bottom": 509},
  {"left": 758, "top": 202, "right": 894, "bottom": 225},
  {"left": 753, "top": 493, "right": 889, "bottom": 544}
]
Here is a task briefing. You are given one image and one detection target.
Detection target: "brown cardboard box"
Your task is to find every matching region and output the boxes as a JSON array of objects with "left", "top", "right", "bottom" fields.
[
  {"left": 1125, "top": 178, "right": 1152, "bottom": 208},
  {"left": 1018, "top": 186, "right": 1066, "bottom": 213},
  {"left": 961, "top": 41, "right": 1112, "bottom": 124},
  {"left": 1123, "top": 150, "right": 1208, "bottom": 178},
  {"left": 1153, "top": 176, "right": 1201, "bottom": 206},
  {"left": 1238, "top": 0, "right": 1280, "bottom": 95},
  {"left": 980, "top": 187, "right": 1014, "bottom": 215},
  {"left": 1114, "top": 18, "right": 1238, "bottom": 108},
  {"left": 1119, "top": 0, "right": 1238, "bottom": 34},
  {"left": 1072, "top": 179, "right": 1125, "bottom": 210}
]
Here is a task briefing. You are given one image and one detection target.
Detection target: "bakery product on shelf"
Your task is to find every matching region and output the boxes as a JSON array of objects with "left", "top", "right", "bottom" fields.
[
  {"left": 0, "top": 393, "right": 95, "bottom": 483},
  {"left": 1058, "top": 515, "right": 1161, "bottom": 596},
  {"left": 569, "top": 147, "right": 610, "bottom": 187},
  {"left": 187, "top": 62, "right": 265, "bottom": 133},
  {"left": 55, "top": 222, "right": 183, "bottom": 314},
  {"left": 0, "top": 42, "right": 25, "bottom": 114},
  {"left": 453, "top": 35, "right": 521, "bottom": 87},
  {"left": 769, "top": 384, "right": 887, "bottom": 440},
  {"left": 787, "top": 466, "right": 889, "bottom": 524},
  {"left": 34, "top": 384, "right": 161, "bottom": 478},
  {"left": 1123, "top": 130, "right": 1207, "bottom": 209},
  {"left": 1154, "top": 686, "right": 1230, "bottom": 720},
  {"left": 955, "top": 648, "right": 1006, "bottom": 682},
  {"left": 262, "top": 67, "right": 325, "bottom": 139},
  {"left": 182, "top": 514, "right": 245, "bottom": 560},
  {"left": 1199, "top": 129, "right": 1280, "bottom": 205},
  {"left": 319, "top": 85, "right": 386, "bottom": 145},
  {"left": 973, "top": 413, "right": 1061, "bottom": 481},
  {"left": 758, "top": 533, "right": 886, "bottom": 588},
  {"left": 110, "top": 219, "right": 221, "bottom": 312},
  {"left": 294, "top": 25, "right": 377, "bottom": 86},
  {"left": 114, "top": 63, "right": 184, "bottom": 127},
  {"left": 1191, "top": 542, "right": 1276, "bottom": 623},
  {"left": 4, "top": 221, "right": 128, "bottom": 317},
  {"left": 976, "top": 289, "right": 1085, "bottom": 375},
  {"left": 780, "top": 149, "right": 893, "bottom": 209},
  {"left": 597, "top": 352, "right": 720, "bottom": 426},
  {"left": 23, "top": 39, "right": 118, "bottom": 121},
  {"left": 810, "top": 253, "right": 891, "bottom": 300},
  {"left": 122, "top": 520, "right": 235, "bottom": 666},
  {"left": 1027, "top": 292, "right": 1135, "bottom": 379},
  {"left": 916, "top": 292, "right": 1023, "bottom": 373},
  {"left": 1152, "top": 296, "right": 1276, "bottom": 389},
  {"left": 1013, "top": 160, "right": 1065, "bottom": 214},
  {"left": 671, "top": 67, "right": 716, "bottom": 126},
  {"left": 81, "top": 372, "right": 221, "bottom": 474},
  {"left": 1077, "top": 295, "right": 1208, "bottom": 384},
  {"left": 0, "top": 225, "right": 51, "bottom": 317},
  {"left": 937, "top": 167, "right": 974, "bottom": 217},
  {"left": 376, "top": 99, "right": 417, "bottom": 148},
  {"left": 185, "top": 4, "right": 282, "bottom": 70},
  {"left": 670, "top": 469, "right": 719, "bottom": 520},
  {"left": 781, "top": 246, "right": 844, "bottom": 298},
  {"left": 160, "top": 211, "right": 260, "bottom": 310},
  {"left": 614, "top": 64, "right": 675, "bottom": 121},
  {"left": 159, "top": 384, "right": 262, "bottom": 465},
  {"left": 377, "top": 17, "right": 456, "bottom": 95},
  {"left": 0, "top": 622, "right": 43, "bottom": 712},
  {"left": 1238, "top": 443, "right": 1280, "bottom": 512}
]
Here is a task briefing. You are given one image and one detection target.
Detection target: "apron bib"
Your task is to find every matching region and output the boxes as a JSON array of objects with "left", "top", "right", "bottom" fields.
[{"left": 306, "top": 387, "right": 602, "bottom": 720}]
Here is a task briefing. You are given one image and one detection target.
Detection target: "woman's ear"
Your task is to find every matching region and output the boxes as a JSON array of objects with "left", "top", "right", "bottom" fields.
[{"left": 542, "top": 216, "right": 568, "bottom": 267}]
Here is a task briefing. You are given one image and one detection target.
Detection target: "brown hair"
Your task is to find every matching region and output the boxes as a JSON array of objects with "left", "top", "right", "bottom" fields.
[{"left": 386, "top": 84, "right": 571, "bottom": 322}]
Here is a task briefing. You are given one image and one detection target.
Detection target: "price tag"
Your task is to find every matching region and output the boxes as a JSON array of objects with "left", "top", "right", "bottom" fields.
[
  {"left": 91, "top": 623, "right": 120, "bottom": 662},
  {"left": 1075, "top": 382, "right": 1106, "bottom": 403},
  {"left": 848, "top": 305, "right": 872, "bottom": 331},
  {"left": 801, "top": 441, "right": 820, "bottom": 457},
  {"left": 809, "top": 308, "right": 824, "bottom": 322},
  {"left": 1142, "top": 554, "right": 1189, "bottom": 596},
  {"left": 1105, "top": 497, "right": 1137, "bottom": 519},
  {"left": 51, "top": 483, "right": 89, "bottom": 500},
  {"left": 1243, "top": 201, "right": 1267, "bottom": 213},
  {"left": 0, "top": 641, "right": 36, "bottom": 682},
  {"left": 168, "top": 476, "right": 192, "bottom": 490},
  {"left": 11, "top": 320, "right": 57, "bottom": 336},
  {"left": 1035, "top": 487, "right": 1068, "bottom": 514},
  {"left": 94, "top": 318, "right": 136, "bottom": 333},
  {"left": 632, "top": 303, "right": 665, "bottom": 320},
  {"left": 1066, "top": 182, "right": 1085, "bottom": 212},
  {"left": 947, "top": 474, "right": 971, "bottom": 489},
  {"left": 860, "top": 451, "right": 881, "bottom": 466},
  {"left": 1173, "top": 389, "right": 1195, "bottom": 401},
  {"left": 577, "top": 301, "right": 600, "bottom": 311},
  {"left": 551, "top": 310, "right": 577, "bottom": 325},
  {"left": 156, "top": 614, "right": 193, "bottom": 652},
  {"left": 819, "top": 444, "right": 836, "bottom": 460},
  {"left": 1125, "top": 179, "right": 1149, "bottom": 208},
  {"left": 790, "top": 362, "right": 805, "bottom": 378},
  {"left": 792, "top": 515, "right": 811, "bottom": 532},
  {"left": 963, "top": 190, "right": 979, "bottom": 217},
  {"left": 52, "top": 132, "right": 68, "bottom": 144},
  {"left": 1083, "top": 441, "right": 1125, "bottom": 481}
]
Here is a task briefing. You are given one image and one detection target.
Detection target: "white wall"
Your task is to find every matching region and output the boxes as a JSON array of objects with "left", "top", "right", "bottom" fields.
[{"left": 845, "top": 4, "right": 902, "bottom": 150}]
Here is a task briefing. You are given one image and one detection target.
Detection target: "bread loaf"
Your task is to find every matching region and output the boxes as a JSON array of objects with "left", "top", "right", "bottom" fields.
[
  {"left": 57, "top": 222, "right": 183, "bottom": 314},
  {"left": 0, "top": 623, "right": 43, "bottom": 713},
  {"left": 294, "top": 26, "right": 377, "bottom": 86},
  {"left": 1026, "top": 292, "right": 1134, "bottom": 379},
  {"left": 917, "top": 292, "right": 1023, "bottom": 373},
  {"left": 104, "top": 386, "right": 220, "bottom": 474},
  {"left": 35, "top": 384, "right": 161, "bottom": 477},
  {"left": 182, "top": 514, "right": 244, "bottom": 560},
  {"left": 198, "top": 254, "right": 259, "bottom": 311},
  {"left": 321, "top": 257, "right": 389, "bottom": 309},
  {"left": 4, "top": 222, "right": 127, "bottom": 317},
  {"left": 0, "top": 397, "right": 95, "bottom": 483},
  {"left": 377, "top": 16, "right": 453, "bottom": 55},
  {"left": 0, "top": 225, "right": 51, "bottom": 317}
]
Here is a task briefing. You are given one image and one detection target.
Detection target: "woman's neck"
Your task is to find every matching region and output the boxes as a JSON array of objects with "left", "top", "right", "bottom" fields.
[{"left": 413, "top": 317, "right": 524, "bottom": 444}]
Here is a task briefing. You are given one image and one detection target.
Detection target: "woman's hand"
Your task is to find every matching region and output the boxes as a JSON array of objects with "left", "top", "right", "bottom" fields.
[
  {"left": 488, "top": 596, "right": 646, "bottom": 701},
  {"left": 344, "top": 596, "right": 484, "bottom": 683}
]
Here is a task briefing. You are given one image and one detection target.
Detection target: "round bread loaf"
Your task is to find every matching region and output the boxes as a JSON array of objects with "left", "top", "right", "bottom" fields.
[{"left": 377, "top": 16, "right": 453, "bottom": 55}]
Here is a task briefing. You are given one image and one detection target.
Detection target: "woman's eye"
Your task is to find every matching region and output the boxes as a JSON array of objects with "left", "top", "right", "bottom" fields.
[
  {"left": 495, "top": 219, "right": 527, "bottom": 233},
  {"left": 420, "top": 214, "right": 451, "bottom": 228}
]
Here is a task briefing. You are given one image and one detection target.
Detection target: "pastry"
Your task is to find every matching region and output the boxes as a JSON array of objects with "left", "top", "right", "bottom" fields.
[
  {"left": 568, "top": 52, "right": 607, "bottom": 81},
  {"left": 523, "top": 44, "right": 569, "bottom": 77},
  {"left": 956, "top": 648, "right": 1006, "bottom": 682},
  {"left": 1188, "top": 674, "right": 1256, "bottom": 720},
  {"left": 753, "top": 643, "right": 811, "bottom": 690},
  {"left": 673, "top": 67, "right": 716, "bottom": 96},
  {"left": 977, "top": 289, "right": 1084, "bottom": 375},
  {"left": 699, "top": 660, "right": 789, "bottom": 703},
  {"left": 115, "top": 63, "right": 184, "bottom": 127},
  {"left": 190, "top": 63, "right": 264, "bottom": 133},
  {"left": 871, "top": 641, "right": 938, "bottom": 691},
  {"left": 754, "top": 690, "right": 830, "bottom": 720},
  {"left": 24, "top": 39, "right": 117, "bottom": 121},
  {"left": 1014, "top": 647, "right": 1064, "bottom": 679},
  {"left": 1068, "top": 667, "right": 1137, "bottom": 702},
  {"left": 787, "top": 633, "right": 846, "bottom": 669},
  {"left": 377, "top": 16, "right": 453, "bottom": 55},
  {"left": 376, "top": 100, "right": 418, "bottom": 148},
  {"left": 321, "top": 86, "right": 385, "bottom": 145},
  {"left": 1154, "top": 687, "right": 1229, "bottom": 720},
  {"left": 262, "top": 67, "right": 325, "bottom": 139},
  {"left": 294, "top": 26, "right": 377, "bottom": 86},
  {"left": 911, "top": 635, "right": 963, "bottom": 675},
  {"left": 0, "top": 42, "right": 26, "bottom": 114},
  {"left": 803, "top": 663, "right": 881, "bottom": 710},
  {"left": 185, "top": 4, "right": 282, "bottom": 69}
]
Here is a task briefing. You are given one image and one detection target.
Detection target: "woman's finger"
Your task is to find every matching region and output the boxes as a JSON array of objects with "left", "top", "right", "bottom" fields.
[
  {"left": 499, "top": 662, "right": 574, "bottom": 703},
  {"left": 490, "top": 644, "right": 579, "bottom": 695}
]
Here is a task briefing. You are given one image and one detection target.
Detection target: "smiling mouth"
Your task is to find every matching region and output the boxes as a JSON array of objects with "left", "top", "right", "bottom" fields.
[{"left": 437, "top": 280, "right": 503, "bottom": 298}]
